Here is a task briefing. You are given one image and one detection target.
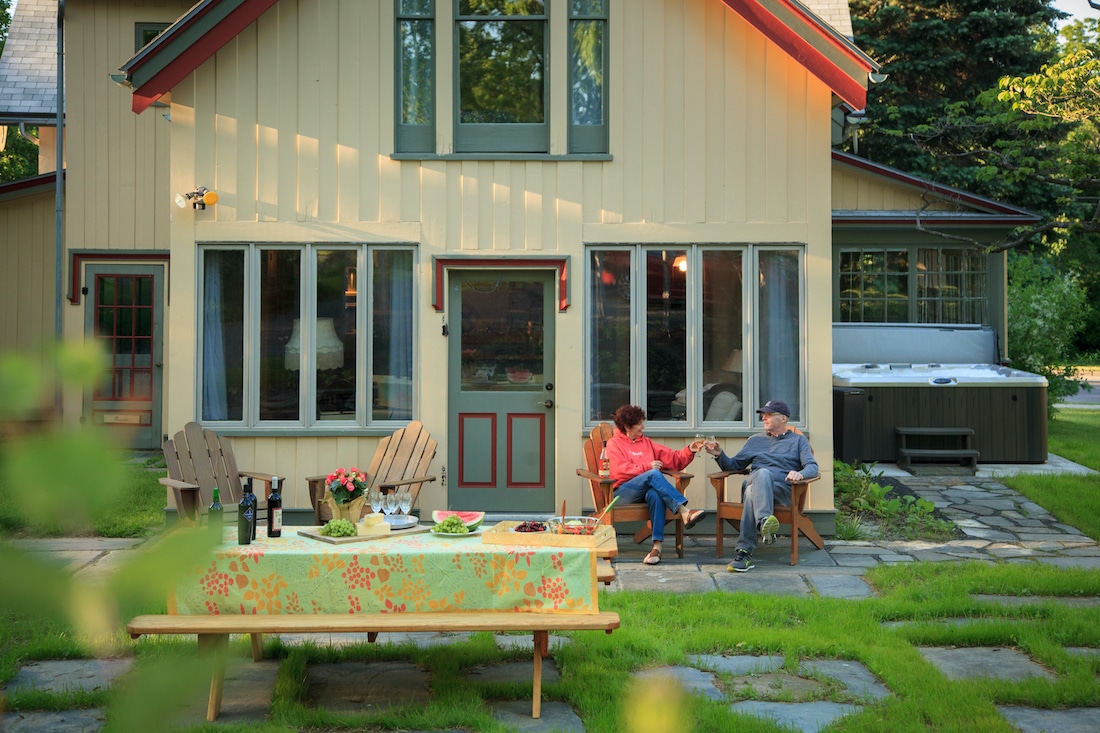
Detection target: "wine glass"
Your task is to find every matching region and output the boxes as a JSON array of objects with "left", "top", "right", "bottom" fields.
[
  {"left": 369, "top": 488, "right": 383, "bottom": 515},
  {"left": 398, "top": 487, "right": 413, "bottom": 516},
  {"left": 383, "top": 490, "right": 399, "bottom": 515},
  {"left": 706, "top": 435, "right": 718, "bottom": 453}
]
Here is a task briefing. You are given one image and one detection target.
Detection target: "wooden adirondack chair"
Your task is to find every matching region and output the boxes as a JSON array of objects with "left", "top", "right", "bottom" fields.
[
  {"left": 308, "top": 420, "right": 438, "bottom": 524},
  {"left": 161, "top": 422, "right": 281, "bottom": 522},
  {"left": 576, "top": 422, "right": 690, "bottom": 558},
  {"left": 708, "top": 428, "right": 825, "bottom": 565}
]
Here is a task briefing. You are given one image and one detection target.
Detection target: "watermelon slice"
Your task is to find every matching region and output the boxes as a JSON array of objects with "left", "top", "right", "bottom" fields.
[{"left": 431, "top": 510, "right": 485, "bottom": 530}]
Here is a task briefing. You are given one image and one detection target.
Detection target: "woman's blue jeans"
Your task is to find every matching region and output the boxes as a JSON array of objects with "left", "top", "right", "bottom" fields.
[{"left": 613, "top": 468, "right": 688, "bottom": 541}]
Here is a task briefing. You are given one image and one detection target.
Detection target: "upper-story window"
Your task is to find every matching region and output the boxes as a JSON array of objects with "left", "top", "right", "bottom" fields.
[
  {"left": 135, "top": 23, "right": 170, "bottom": 52},
  {"left": 836, "top": 246, "right": 988, "bottom": 324},
  {"left": 396, "top": 0, "right": 608, "bottom": 155}
]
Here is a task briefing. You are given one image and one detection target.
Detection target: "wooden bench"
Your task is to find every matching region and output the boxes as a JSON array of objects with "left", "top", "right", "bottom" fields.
[
  {"left": 127, "top": 611, "right": 620, "bottom": 722},
  {"left": 895, "top": 427, "right": 979, "bottom": 471}
]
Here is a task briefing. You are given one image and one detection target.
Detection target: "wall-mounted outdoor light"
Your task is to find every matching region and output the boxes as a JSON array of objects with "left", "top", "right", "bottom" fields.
[{"left": 174, "top": 187, "right": 219, "bottom": 210}]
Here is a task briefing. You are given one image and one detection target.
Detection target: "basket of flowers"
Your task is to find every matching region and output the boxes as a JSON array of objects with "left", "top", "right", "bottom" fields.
[{"left": 322, "top": 467, "right": 370, "bottom": 523}]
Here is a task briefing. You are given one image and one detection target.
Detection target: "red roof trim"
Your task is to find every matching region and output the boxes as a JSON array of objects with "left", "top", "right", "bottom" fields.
[
  {"left": 0, "top": 171, "right": 57, "bottom": 198},
  {"left": 131, "top": 0, "right": 280, "bottom": 114},
  {"left": 720, "top": 0, "right": 871, "bottom": 109}
]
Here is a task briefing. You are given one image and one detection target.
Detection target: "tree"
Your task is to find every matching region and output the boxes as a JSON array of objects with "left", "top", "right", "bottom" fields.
[
  {"left": 849, "top": 0, "right": 1064, "bottom": 178},
  {"left": 0, "top": 0, "right": 41, "bottom": 184}
]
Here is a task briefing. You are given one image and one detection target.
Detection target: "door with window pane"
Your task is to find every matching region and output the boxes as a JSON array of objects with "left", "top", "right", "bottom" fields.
[
  {"left": 448, "top": 271, "right": 555, "bottom": 511},
  {"left": 83, "top": 265, "right": 164, "bottom": 448}
]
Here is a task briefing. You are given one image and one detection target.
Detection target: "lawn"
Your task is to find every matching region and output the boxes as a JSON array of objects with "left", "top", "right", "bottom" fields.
[{"left": 1, "top": 412, "right": 1099, "bottom": 731}]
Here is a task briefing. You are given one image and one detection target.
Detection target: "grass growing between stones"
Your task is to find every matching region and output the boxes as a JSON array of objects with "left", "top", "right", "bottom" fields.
[{"left": 70, "top": 561, "right": 1098, "bottom": 731}]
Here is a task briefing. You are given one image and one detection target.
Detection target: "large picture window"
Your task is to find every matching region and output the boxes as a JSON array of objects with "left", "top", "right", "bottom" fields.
[
  {"left": 587, "top": 245, "right": 804, "bottom": 427},
  {"left": 395, "top": 0, "right": 608, "bottom": 155},
  {"left": 837, "top": 246, "right": 988, "bottom": 325},
  {"left": 199, "top": 245, "right": 416, "bottom": 428}
]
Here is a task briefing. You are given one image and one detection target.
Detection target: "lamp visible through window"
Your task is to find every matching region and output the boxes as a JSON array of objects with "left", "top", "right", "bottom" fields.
[{"left": 284, "top": 318, "right": 344, "bottom": 371}]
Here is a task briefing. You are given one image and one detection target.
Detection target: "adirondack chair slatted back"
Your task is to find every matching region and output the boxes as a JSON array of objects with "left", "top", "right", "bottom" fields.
[
  {"left": 581, "top": 423, "right": 615, "bottom": 512},
  {"left": 163, "top": 422, "right": 245, "bottom": 509},
  {"left": 367, "top": 420, "right": 438, "bottom": 502}
]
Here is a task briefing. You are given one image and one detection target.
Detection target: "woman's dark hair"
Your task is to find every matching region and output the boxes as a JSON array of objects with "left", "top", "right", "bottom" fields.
[{"left": 612, "top": 405, "right": 646, "bottom": 433}]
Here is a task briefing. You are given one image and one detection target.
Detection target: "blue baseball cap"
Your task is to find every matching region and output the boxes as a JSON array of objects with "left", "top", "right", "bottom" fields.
[{"left": 756, "top": 400, "right": 790, "bottom": 417}]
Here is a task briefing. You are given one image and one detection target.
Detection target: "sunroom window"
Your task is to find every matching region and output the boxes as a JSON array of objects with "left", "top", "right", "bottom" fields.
[
  {"left": 837, "top": 246, "right": 988, "bottom": 324},
  {"left": 586, "top": 246, "right": 805, "bottom": 427},
  {"left": 199, "top": 245, "right": 415, "bottom": 428}
]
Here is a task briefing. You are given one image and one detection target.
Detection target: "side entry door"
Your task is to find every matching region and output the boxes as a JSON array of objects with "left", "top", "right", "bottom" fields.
[
  {"left": 83, "top": 264, "right": 165, "bottom": 449},
  {"left": 447, "top": 270, "right": 556, "bottom": 512}
]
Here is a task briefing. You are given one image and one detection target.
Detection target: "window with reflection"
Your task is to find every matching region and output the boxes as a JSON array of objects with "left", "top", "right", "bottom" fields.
[
  {"left": 588, "top": 245, "right": 804, "bottom": 425},
  {"left": 199, "top": 244, "right": 416, "bottom": 428}
]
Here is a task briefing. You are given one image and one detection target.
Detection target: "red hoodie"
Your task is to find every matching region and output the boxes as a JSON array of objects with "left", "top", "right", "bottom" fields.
[{"left": 605, "top": 432, "right": 695, "bottom": 488}]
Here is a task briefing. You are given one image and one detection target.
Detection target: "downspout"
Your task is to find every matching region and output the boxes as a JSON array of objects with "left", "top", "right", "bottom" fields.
[{"left": 55, "top": 0, "right": 65, "bottom": 343}]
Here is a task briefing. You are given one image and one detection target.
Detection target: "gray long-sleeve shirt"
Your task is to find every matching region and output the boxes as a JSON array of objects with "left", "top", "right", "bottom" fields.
[{"left": 715, "top": 430, "right": 819, "bottom": 487}]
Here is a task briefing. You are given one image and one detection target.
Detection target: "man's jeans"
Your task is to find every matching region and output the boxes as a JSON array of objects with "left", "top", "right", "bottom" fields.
[
  {"left": 735, "top": 468, "right": 792, "bottom": 554},
  {"left": 614, "top": 468, "right": 688, "bottom": 541}
]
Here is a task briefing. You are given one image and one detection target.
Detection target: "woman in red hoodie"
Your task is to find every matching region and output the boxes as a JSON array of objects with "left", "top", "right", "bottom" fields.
[{"left": 606, "top": 405, "right": 706, "bottom": 565}]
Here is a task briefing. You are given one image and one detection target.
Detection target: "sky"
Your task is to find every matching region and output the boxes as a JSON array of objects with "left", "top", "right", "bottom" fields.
[{"left": 1052, "top": 0, "right": 1099, "bottom": 26}]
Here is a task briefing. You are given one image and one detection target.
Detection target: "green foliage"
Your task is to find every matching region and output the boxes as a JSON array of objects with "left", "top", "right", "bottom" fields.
[
  {"left": 1007, "top": 253, "right": 1089, "bottom": 413},
  {"left": 0, "top": 126, "right": 39, "bottom": 183},
  {"left": 833, "top": 460, "right": 957, "bottom": 541}
]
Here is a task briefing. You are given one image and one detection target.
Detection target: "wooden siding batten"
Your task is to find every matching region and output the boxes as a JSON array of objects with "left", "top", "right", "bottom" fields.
[
  {"left": 663, "top": 0, "right": 687, "bottom": 225},
  {"left": 235, "top": 23, "right": 260, "bottom": 222},
  {"left": 213, "top": 36, "right": 239, "bottom": 224},
  {"left": 316, "top": 0, "right": 341, "bottom": 224},
  {"left": 297, "top": 0, "right": 321, "bottom": 223}
]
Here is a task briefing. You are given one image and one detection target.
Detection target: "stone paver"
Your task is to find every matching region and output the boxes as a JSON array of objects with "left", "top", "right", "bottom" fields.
[
  {"left": 997, "top": 705, "right": 1100, "bottom": 733},
  {"left": 918, "top": 646, "right": 1056, "bottom": 682},
  {"left": 729, "top": 700, "right": 864, "bottom": 733},
  {"left": 4, "top": 659, "right": 133, "bottom": 695}
]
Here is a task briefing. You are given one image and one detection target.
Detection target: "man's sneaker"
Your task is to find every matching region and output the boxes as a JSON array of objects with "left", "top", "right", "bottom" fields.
[
  {"left": 727, "top": 549, "right": 754, "bottom": 572},
  {"left": 759, "top": 514, "right": 779, "bottom": 545}
]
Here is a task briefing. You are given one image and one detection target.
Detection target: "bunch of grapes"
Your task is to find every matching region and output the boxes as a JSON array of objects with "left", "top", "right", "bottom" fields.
[
  {"left": 432, "top": 515, "right": 470, "bottom": 534},
  {"left": 320, "top": 518, "right": 357, "bottom": 537}
]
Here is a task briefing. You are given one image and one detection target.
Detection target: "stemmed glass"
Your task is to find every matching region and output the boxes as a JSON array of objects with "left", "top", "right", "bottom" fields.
[
  {"left": 383, "top": 490, "right": 399, "bottom": 515},
  {"left": 369, "top": 488, "right": 384, "bottom": 515},
  {"left": 705, "top": 435, "right": 718, "bottom": 454},
  {"left": 397, "top": 487, "right": 413, "bottom": 516}
]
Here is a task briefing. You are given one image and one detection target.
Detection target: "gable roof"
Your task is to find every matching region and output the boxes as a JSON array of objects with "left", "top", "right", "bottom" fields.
[
  {"left": 119, "top": 0, "right": 878, "bottom": 114},
  {"left": 831, "top": 150, "right": 1041, "bottom": 227},
  {"left": 0, "top": 0, "right": 59, "bottom": 124}
]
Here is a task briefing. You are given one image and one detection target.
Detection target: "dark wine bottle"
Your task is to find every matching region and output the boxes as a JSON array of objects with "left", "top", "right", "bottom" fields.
[
  {"left": 246, "top": 486, "right": 258, "bottom": 541},
  {"left": 267, "top": 478, "right": 283, "bottom": 538},
  {"left": 237, "top": 489, "right": 252, "bottom": 545},
  {"left": 208, "top": 487, "right": 224, "bottom": 536}
]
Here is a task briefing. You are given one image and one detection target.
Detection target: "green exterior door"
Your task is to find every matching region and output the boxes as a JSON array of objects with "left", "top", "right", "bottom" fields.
[
  {"left": 447, "top": 270, "right": 556, "bottom": 512},
  {"left": 83, "top": 264, "right": 165, "bottom": 449}
]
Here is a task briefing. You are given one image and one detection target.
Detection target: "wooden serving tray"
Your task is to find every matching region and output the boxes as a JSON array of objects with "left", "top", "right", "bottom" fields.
[
  {"left": 481, "top": 520, "right": 615, "bottom": 550},
  {"left": 297, "top": 524, "right": 431, "bottom": 544}
]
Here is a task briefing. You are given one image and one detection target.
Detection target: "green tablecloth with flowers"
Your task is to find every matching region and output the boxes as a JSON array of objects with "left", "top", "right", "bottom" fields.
[{"left": 169, "top": 527, "right": 600, "bottom": 615}]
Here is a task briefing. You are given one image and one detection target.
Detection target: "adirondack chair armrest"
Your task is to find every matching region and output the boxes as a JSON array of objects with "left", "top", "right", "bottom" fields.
[
  {"left": 707, "top": 469, "right": 746, "bottom": 502},
  {"left": 575, "top": 468, "right": 614, "bottom": 508},
  {"left": 660, "top": 469, "right": 693, "bottom": 492},
  {"left": 159, "top": 477, "right": 200, "bottom": 491},
  {"left": 239, "top": 472, "right": 281, "bottom": 500}
]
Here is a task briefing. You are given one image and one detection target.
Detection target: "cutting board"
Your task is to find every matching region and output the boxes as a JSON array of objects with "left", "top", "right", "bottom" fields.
[{"left": 297, "top": 524, "right": 431, "bottom": 544}]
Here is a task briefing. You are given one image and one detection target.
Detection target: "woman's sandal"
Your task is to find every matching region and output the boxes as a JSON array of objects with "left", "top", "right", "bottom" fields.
[
  {"left": 684, "top": 509, "right": 706, "bottom": 530},
  {"left": 642, "top": 547, "right": 662, "bottom": 565}
]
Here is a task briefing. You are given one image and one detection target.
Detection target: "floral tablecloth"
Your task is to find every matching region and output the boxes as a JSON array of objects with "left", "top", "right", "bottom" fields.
[{"left": 169, "top": 527, "right": 599, "bottom": 615}]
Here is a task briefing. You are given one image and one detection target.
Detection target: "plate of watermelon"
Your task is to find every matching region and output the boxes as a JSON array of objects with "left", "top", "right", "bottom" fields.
[{"left": 429, "top": 510, "right": 486, "bottom": 537}]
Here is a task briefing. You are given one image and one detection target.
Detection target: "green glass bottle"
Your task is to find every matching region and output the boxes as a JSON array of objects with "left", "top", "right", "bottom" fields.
[{"left": 208, "top": 488, "right": 224, "bottom": 537}]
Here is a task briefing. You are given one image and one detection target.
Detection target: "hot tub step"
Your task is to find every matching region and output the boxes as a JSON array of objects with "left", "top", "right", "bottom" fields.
[{"left": 896, "top": 447, "right": 980, "bottom": 470}]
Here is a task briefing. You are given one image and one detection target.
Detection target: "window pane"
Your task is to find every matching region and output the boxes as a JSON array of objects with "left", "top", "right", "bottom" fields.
[
  {"left": 757, "top": 250, "right": 801, "bottom": 421},
  {"left": 260, "top": 250, "right": 301, "bottom": 421},
  {"left": 588, "top": 250, "right": 631, "bottom": 420},
  {"left": 457, "top": 20, "right": 545, "bottom": 124},
  {"left": 201, "top": 250, "right": 244, "bottom": 421},
  {"left": 645, "top": 250, "right": 687, "bottom": 420},
  {"left": 701, "top": 250, "right": 744, "bottom": 422},
  {"left": 399, "top": 20, "right": 434, "bottom": 125},
  {"left": 399, "top": 0, "right": 433, "bottom": 14},
  {"left": 372, "top": 250, "right": 414, "bottom": 421},
  {"left": 316, "top": 251, "right": 356, "bottom": 421},
  {"left": 571, "top": 20, "right": 604, "bottom": 125},
  {"left": 460, "top": 0, "right": 544, "bottom": 15},
  {"left": 571, "top": 0, "right": 605, "bottom": 14}
]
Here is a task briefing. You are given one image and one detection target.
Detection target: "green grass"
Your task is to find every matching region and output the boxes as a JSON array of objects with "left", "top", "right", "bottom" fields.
[
  {"left": 999, "top": 408, "right": 1100, "bottom": 541},
  {"left": 0, "top": 460, "right": 166, "bottom": 538}
]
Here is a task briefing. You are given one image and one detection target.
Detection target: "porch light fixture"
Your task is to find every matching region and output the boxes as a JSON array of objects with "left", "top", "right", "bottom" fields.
[
  {"left": 174, "top": 186, "right": 219, "bottom": 210},
  {"left": 284, "top": 318, "right": 345, "bottom": 371}
]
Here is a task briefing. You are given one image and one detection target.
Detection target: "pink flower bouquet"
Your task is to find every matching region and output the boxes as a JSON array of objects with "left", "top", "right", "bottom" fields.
[{"left": 325, "top": 467, "right": 369, "bottom": 505}]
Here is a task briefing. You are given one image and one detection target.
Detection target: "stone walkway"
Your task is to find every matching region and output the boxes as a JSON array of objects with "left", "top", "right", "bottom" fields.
[{"left": 4, "top": 460, "right": 1100, "bottom": 732}]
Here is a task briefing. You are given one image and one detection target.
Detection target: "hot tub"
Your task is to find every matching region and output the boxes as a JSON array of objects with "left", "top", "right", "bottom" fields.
[{"left": 832, "top": 363, "right": 1048, "bottom": 464}]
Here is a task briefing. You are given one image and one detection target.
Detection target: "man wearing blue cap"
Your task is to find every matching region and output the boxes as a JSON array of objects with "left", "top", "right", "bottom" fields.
[{"left": 703, "top": 399, "right": 818, "bottom": 572}]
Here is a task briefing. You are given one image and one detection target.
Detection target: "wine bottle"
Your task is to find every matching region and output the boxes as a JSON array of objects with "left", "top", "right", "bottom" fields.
[
  {"left": 246, "top": 486, "right": 258, "bottom": 541},
  {"left": 237, "top": 489, "right": 252, "bottom": 545},
  {"left": 267, "top": 478, "right": 283, "bottom": 538},
  {"left": 208, "top": 487, "right": 223, "bottom": 536},
  {"left": 598, "top": 447, "right": 610, "bottom": 478}
]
